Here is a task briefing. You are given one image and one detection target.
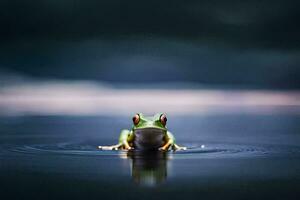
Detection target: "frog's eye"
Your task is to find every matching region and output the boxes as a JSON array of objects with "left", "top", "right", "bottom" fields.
[
  {"left": 132, "top": 114, "right": 140, "bottom": 125},
  {"left": 160, "top": 114, "right": 167, "bottom": 126}
]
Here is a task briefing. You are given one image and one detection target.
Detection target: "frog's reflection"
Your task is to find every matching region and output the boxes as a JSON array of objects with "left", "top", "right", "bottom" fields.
[{"left": 126, "top": 150, "right": 168, "bottom": 186}]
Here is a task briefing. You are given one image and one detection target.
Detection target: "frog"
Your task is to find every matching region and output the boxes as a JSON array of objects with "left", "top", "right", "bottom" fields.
[{"left": 98, "top": 113, "right": 186, "bottom": 151}]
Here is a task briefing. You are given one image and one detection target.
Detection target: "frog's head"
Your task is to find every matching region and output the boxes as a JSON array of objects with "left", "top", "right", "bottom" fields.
[
  {"left": 132, "top": 113, "right": 167, "bottom": 131},
  {"left": 132, "top": 113, "right": 168, "bottom": 150}
]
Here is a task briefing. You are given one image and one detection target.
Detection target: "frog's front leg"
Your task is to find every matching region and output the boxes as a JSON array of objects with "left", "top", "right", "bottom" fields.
[
  {"left": 159, "top": 131, "right": 186, "bottom": 151},
  {"left": 98, "top": 129, "right": 134, "bottom": 150},
  {"left": 118, "top": 129, "right": 134, "bottom": 150}
]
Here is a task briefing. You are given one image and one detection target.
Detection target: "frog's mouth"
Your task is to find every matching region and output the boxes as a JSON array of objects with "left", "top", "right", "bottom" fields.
[{"left": 133, "top": 128, "right": 166, "bottom": 150}]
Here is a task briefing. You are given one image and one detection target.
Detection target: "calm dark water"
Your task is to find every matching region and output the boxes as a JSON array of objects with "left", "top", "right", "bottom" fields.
[{"left": 1, "top": 114, "right": 300, "bottom": 200}]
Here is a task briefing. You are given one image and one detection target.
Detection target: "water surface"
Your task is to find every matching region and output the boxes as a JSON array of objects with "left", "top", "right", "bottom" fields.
[{"left": 1, "top": 114, "right": 300, "bottom": 199}]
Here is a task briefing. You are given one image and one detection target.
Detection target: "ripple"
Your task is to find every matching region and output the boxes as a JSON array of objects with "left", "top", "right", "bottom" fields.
[
  {"left": 6, "top": 141, "right": 300, "bottom": 159},
  {"left": 173, "top": 144, "right": 271, "bottom": 158},
  {"left": 10, "top": 143, "right": 122, "bottom": 157}
]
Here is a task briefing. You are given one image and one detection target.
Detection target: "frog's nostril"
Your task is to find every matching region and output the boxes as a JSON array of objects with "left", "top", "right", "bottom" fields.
[{"left": 132, "top": 114, "right": 140, "bottom": 125}]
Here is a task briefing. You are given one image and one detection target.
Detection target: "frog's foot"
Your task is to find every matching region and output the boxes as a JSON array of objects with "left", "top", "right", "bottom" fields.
[
  {"left": 158, "top": 146, "right": 168, "bottom": 151},
  {"left": 121, "top": 141, "right": 134, "bottom": 151},
  {"left": 159, "top": 141, "right": 187, "bottom": 151},
  {"left": 98, "top": 144, "right": 122, "bottom": 151},
  {"left": 98, "top": 143, "right": 134, "bottom": 151},
  {"left": 173, "top": 144, "right": 187, "bottom": 151},
  {"left": 122, "top": 146, "right": 134, "bottom": 151},
  {"left": 159, "top": 144, "right": 187, "bottom": 151},
  {"left": 158, "top": 141, "right": 172, "bottom": 151}
]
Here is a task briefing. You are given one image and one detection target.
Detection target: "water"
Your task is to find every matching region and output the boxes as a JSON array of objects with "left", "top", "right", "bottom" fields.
[{"left": 1, "top": 115, "right": 300, "bottom": 200}]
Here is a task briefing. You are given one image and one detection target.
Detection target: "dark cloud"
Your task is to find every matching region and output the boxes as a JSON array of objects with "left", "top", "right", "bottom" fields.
[
  {"left": 0, "top": 0, "right": 299, "bottom": 49},
  {"left": 1, "top": 38, "right": 299, "bottom": 88},
  {"left": 0, "top": 0, "right": 299, "bottom": 88}
]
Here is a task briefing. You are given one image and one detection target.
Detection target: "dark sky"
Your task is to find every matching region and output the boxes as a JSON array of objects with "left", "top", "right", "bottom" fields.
[{"left": 0, "top": 0, "right": 300, "bottom": 88}]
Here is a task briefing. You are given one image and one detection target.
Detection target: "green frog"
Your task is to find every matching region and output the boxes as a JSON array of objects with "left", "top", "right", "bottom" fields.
[{"left": 98, "top": 113, "right": 186, "bottom": 151}]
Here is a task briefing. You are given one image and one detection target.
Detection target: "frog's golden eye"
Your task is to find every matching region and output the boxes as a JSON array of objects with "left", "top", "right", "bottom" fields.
[
  {"left": 160, "top": 114, "right": 167, "bottom": 126},
  {"left": 132, "top": 114, "right": 140, "bottom": 125}
]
